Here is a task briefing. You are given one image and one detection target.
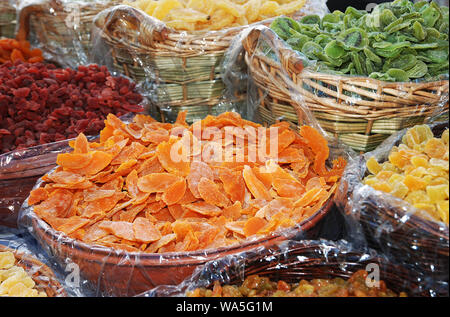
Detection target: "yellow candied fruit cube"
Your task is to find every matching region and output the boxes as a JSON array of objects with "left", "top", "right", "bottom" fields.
[
  {"left": 366, "top": 157, "right": 382, "bottom": 175},
  {"left": 429, "top": 158, "right": 449, "bottom": 171},
  {"left": 403, "top": 175, "right": 427, "bottom": 191},
  {"left": 402, "top": 125, "right": 434, "bottom": 148},
  {"left": 381, "top": 162, "right": 399, "bottom": 172},
  {"left": 7, "top": 282, "right": 29, "bottom": 297},
  {"left": 408, "top": 166, "right": 427, "bottom": 178},
  {"left": 371, "top": 182, "right": 392, "bottom": 193},
  {"left": 0, "top": 252, "right": 15, "bottom": 270},
  {"left": 428, "top": 177, "right": 449, "bottom": 186},
  {"left": 441, "top": 129, "right": 449, "bottom": 145},
  {"left": 426, "top": 167, "right": 448, "bottom": 178},
  {"left": 389, "top": 151, "right": 409, "bottom": 169},
  {"left": 0, "top": 272, "right": 23, "bottom": 290},
  {"left": 426, "top": 184, "right": 449, "bottom": 203},
  {"left": 405, "top": 190, "right": 431, "bottom": 205},
  {"left": 363, "top": 176, "right": 378, "bottom": 186},
  {"left": 424, "top": 138, "right": 447, "bottom": 159},
  {"left": 411, "top": 155, "right": 429, "bottom": 168},
  {"left": 376, "top": 171, "right": 394, "bottom": 182},
  {"left": 413, "top": 203, "right": 438, "bottom": 219},
  {"left": 390, "top": 182, "right": 409, "bottom": 199},
  {"left": 436, "top": 201, "right": 449, "bottom": 225},
  {"left": 388, "top": 174, "right": 404, "bottom": 185}
]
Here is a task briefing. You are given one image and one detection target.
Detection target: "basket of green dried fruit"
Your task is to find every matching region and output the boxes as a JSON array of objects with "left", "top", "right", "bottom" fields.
[{"left": 242, "top": 0, "right": 449, "bottom": 152}]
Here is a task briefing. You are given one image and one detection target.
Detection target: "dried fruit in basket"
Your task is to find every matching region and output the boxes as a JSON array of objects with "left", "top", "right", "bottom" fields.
[
  {"left": 0, "top": 251, "right": 47, "bottom": 297},
  {"left": 123, "top": 0, "right": 308, "bottom": 31},
  {"left": 187, "top": 270, "right": 407, "bottom": 297},
  {"left": 364, "top": 125, "right": 449, "bottom": 225},
  {"left": 28, "top": 111, "right": 346, "bottom": 253},
  {"left": 0, "top": 61, "right": 144, "bottom": 154},
  {"left": 270, "top": 0, "right": 449, "bottom": 81},
  {"left": 0, "top": 38, "right": 44, "bottom": 64}
]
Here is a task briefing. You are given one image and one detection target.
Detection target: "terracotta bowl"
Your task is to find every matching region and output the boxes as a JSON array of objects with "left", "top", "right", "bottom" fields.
[{"left": 28, "top": 196, "right": 334, "bottom": 297}]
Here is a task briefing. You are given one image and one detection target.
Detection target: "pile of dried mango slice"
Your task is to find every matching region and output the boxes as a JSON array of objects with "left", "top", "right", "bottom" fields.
[
  {"left": 28, "top": 112, "right": 345, "bottom": 253},
  {"left": 364, "top": 125, "right": 449, "bottom": 225}
]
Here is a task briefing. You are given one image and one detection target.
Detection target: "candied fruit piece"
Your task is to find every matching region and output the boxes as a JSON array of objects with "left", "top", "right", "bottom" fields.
[
  {"left": 366, "top": 157, "right": 382, "bottom": 175},
  {"left": 426, "top": 184, "right": 449, "bottom": 203},
  {"left": 403, "top": 175, "right": 427, "bottom": 191}
]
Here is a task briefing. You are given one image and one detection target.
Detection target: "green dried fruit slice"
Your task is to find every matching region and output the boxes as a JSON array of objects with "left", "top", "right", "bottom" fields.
[
  {"left": 338, "top": 28, "right": 368, "bottom": 51},
  {"left": 406, "top": 60, "right": 428, "bottom": 78},
  {"left": 324, "top": 40, "right": 346, "bottom": 59}
]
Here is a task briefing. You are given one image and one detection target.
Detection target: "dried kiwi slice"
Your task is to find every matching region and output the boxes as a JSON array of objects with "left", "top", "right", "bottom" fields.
[
  {"left": 325, "top": 40, "right": 346, "bottom": 59},
  {"left": 338, "top": 28, "right": 368, "bottom": 51}
]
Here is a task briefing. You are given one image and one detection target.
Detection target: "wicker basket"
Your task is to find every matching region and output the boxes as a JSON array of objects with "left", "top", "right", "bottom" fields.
[
  {"left": 336, "top": 122, "right": 449, "bottom": 287},
  {"left": 242, "top": 27, "right": 450, "bottom": 152},
  {"left": 0, "top": 1, "right": 16, "bottom": 38},
  {"left": 17, "top": 0, "right": 119, "bottom": 67},
  {"left": 148, "top": 240, "right": 438, "bottom": 297},
  {"left": 0, "top": 244, "right": 66, "bottom": 297},
  {"left": 93, "top": 4, "right": 321, "bottom": 124}
]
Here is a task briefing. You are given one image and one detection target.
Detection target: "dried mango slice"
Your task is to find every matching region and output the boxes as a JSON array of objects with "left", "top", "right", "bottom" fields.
[
  {"left": 132, "top": 217, "right": 162, "bottom": 243},
  {"left": 137, "top": 173, "right": 181, "bottom": 193},
  {"left": 218, "top": 168, "right": 246, "bottom": 204},
  {"left": 162, "top": 179, "right": 186, "bottom": 206},
  {"left": 243, "top": 217, "right": 268, "bottom": 237},
  {"left": 243, "top": 165, "right": 272, "bottom": 201},
  {"left": 28, "top": 188, "right": 48, "bottom": 206},
  {"left": 33, "top": 189, "right": 73, "bottom": 218},
  {"left": 183, "top": 201, "right": 222, "bottom": 217},
  {"left": 299, "top": 126, "right": 329, "bottom": 175},
  {"left": 99, "top": 221, "right": 135, "bottom": 241},
  {"left": 197, "top": 177, "right": 231, "bottom": 208},
  {"left": 187, "top": 161, "right": 214, "bottom": 198},
  {"left": 157, "top": 137, "right": 191, "bottom": 177}
]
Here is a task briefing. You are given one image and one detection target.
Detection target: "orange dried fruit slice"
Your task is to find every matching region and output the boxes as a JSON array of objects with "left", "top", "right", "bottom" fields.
[
  {"left": 83, "top": 189, "right": 116, "bottom": 202},
  {"left": 153, "top": 208, "right": 175, "bottom": 222},
  {"left": 218, "top": 168, "right": 246, "bottom": 204},
  {"left": 424, "top": 138, "right": 447, "bottom": 159},
  {"left": 71, "top": 151, "right": 113, "bottom": 176},
  {"left": 119, "top": 203, "right": 147, "bottom": 223},
  {"left": 187, "top": 161, "right": 214, "bottom": 198},
  {"left": 242, "top": 165, "right": 272, "bottom": 201},
  {"left": 197, "top": 177, "right": 231, "bottom": 208},
  {"left": 222, "top": 201, "right": 242, "bottom": 221},
  {"left": 55, "top": 216, "right": 90, "bottom": 235},
  {"left": 168, "top": 204, "right": 185, "bottom": 220},
  {"left": 162, "top": 178, "right": 186, "bottom": 206},
  {"left": 125, "top": 170, "right": 149, "bottom": 204},
  {"left": 111, "top": 142, "right": 146, "bottom": 165},
  {"left": 183, "top": 201, "right": 222, "bottom": 217},
  {"left": 28, "top": 188, "right": 48, "bottom": 206},
  {"left": 137, "top": 155, "right": 165, "bottom": 176},
  {"left": 33, "top": 189, "right": 73, "bottom": 218},
  {"left": 299, "top": 126, "right": 329, "bottom": 175},
  {"left": 73, "top": 133, "right": 89, "bottom": 154},
  {"left": 243, "top": 217, "right": 268, "bottom": 237},
  {"left": 56, "top": 153, "right": 92, "bottom": 170},
  {"left": 157, "top": 137, "right": 191, "bottom": 177},
  {"left": 132, "top": 217, "right": 162, "bottom": 243},
  {"left": 99, "top": 221, "right": 135, "bottom": 241},
  {"left": 82, "top": 192, "right": 126, "bottom": 218},
  {"left": 46, "top": 171, "right": 85, "bottom": 185},
  {"left": 146, "top": 234, "right": 177, "bottom": 253},
  {"left": 272, "top": 178, "right": 305, "bottom": 198},
  {"left": 137, "top": 173, "right": 181, "bottom": 193}
]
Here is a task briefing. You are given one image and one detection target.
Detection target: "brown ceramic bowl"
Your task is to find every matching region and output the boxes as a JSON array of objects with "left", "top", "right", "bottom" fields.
[{"left": 27, "top": 196, "right": 334, "bottom": 297}]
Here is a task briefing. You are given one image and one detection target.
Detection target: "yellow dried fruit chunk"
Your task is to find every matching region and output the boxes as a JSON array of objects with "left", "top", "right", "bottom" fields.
[
  {"left": 371, "top": 182, "right": 392, "bottom": 193},
  {"left": 405, "top": 190, "right": 430, "bottom": 205},
  {"left": 0, "top": 252, "right": 15, "bottom": 270},
  {"left": 426, "top": 185, "right": 449, "bottom": 203},
  {"left": 402, "top": 125, "right": 433, "bottom": 148},
  {"left": 424, "top": 138, "right": 447, "bottom": 159},
  {"left": 390, "top": 182, "right": 409, "bottom": 199},
  {"left": 436, "top": 201, "right": 449, "bottom": 224},
  {"left": 411, "top": 156, "right": 428, "bottom": 168},
  {"left": 366, "top": 157, "right": 382, "bottom": 175},
  {"left": 441, "top": 129, "right": 449, "bottom": 145},
  {"left": 403, "top": 175, "right": 426, "bottom": 191}
]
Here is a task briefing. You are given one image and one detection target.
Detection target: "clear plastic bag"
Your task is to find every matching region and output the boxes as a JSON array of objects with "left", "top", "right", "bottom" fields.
[
  {"left": 90, "top": 1, "right": 328, "bottom": 124},
  {"left": 142, "top": 239, "right": 444, "bottom": 297},
  {"left": 0, "top": 226, "right": 75, "bottom": 297},
  {"left": 223, "top": 1, "right": 449, "bottom": 153},
  {"left": 16, "top": 0, "right": 120, "bottom": 68},
  {"left": 335, "top": 122, "right": 449, "bottom": 296}
]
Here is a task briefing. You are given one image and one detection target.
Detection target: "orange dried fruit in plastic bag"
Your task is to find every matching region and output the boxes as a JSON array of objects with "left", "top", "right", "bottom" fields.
[
  {"left": 137, "top": 173, "right": 181, "bottom": 193},
  {"left": 197, "top": 177, "right": 231, "bottom": 208},
  {"left": 162, "top": 178, "right": 186, "bottom": 206}
]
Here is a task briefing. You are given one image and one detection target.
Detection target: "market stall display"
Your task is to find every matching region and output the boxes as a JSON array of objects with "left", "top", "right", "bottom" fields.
[
  {"left": 17, "top": 0, "right": 121, "bottom": 68},
  {"left": 19, "top": 110, "right": 346, "bottom": 295},
  {"left": 0, "top": 0, "right": 448, "bottom": 299},
  {"left": 336, "top": 122, "right": 449, "bottom": 296},
  {"left": 232, "top": 0, "right": 449, "bottom": 152},
  {"left": 91, "top": 0, "right": 327, "bottom": 124},
  {"left": 145, "top": 240, "right": 435, "bottom": 297},
  {"left": 0, "top": 244, "right": 66, "bottom": 297}
]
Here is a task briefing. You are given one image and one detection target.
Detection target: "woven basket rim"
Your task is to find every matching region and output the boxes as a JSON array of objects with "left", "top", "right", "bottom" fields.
[
  {"left": 0, "top": 244, "right": 66, "bottom": 297},
  {"left": 243, "top": 26, "right": 450, "bottom": 87}
]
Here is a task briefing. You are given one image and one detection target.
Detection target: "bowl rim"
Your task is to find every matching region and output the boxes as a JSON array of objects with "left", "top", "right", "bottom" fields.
[{"left": 28, "top": 194, "right": 334, "bottom": 264}]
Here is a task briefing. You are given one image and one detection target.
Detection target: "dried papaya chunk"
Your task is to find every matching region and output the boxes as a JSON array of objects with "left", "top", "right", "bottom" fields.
[
  {"left": 299, "top": 126, "right": 329, "bottom": 176},
  {"left": 197, "top": 177, "right": 231, "bottom": 208}
]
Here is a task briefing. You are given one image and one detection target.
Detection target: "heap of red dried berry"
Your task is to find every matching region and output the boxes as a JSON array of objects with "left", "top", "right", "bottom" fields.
[{"left": 0, "top": 61, "right": 145, "bottom": 154}]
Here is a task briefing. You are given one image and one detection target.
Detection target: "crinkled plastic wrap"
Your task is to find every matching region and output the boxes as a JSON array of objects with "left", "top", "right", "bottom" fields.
[
  {"left": 0, "top": 227, "right": 73, "bottom": 297},
  {"left": 90, "top": 1, "right": 328, "bottom": 124},
  {"left": 0, "top": 0, "right": 17, "bottom": 38},
  {"left": 335, "top": 122, "right": 449, "bottom": 296},
  {"left": 18, "top": 171, "right": 340, "bottom": 296},
  {"left": 16, "top": 0, "right": 120, "bottom": 68},
  {"left": 142, "top": 239, "right": 438, "bottom": 297},
  {"left": 223, "top": 4, "right": 449, "bottom": 153}
]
